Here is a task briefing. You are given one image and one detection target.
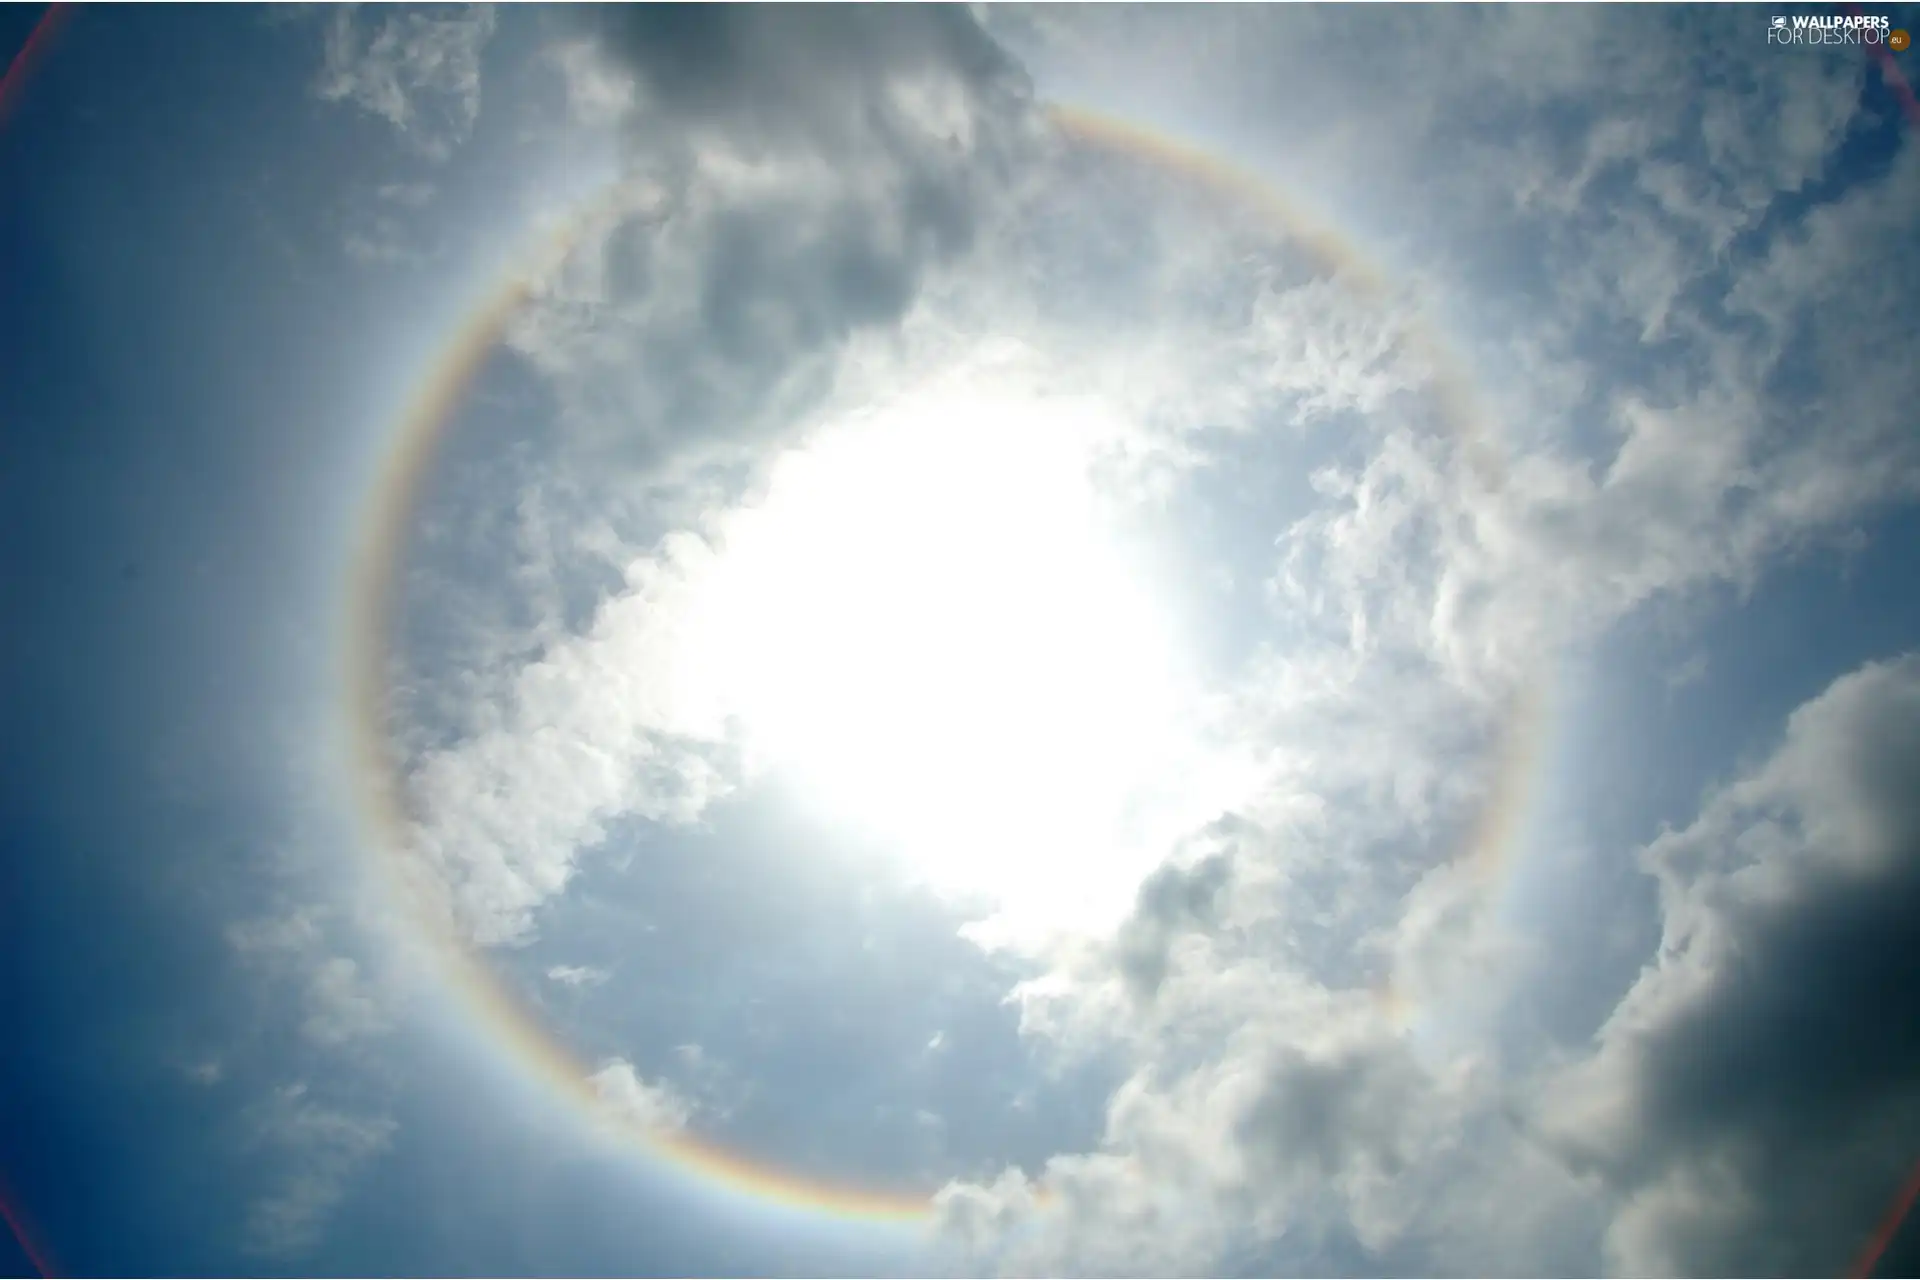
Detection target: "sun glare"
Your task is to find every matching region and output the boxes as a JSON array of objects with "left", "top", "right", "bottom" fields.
[{"left": 680, "top": 386, "right": 1199, "bottom": 930}]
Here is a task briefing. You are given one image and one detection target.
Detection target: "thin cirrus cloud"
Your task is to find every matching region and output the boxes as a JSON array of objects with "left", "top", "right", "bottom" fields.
[
  {"left": 316, "top": 4, "right": 497, "bottom": 162},
  {"left": 547, "top": 964, "right": 611, "bottom": 988}
]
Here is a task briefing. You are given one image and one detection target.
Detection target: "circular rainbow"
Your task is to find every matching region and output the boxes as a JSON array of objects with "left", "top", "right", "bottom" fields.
[{"left": 341, "top": 103, "right": 1540, "bottom": 1228}]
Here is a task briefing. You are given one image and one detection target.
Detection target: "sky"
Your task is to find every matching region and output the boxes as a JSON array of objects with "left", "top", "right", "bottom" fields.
[{"left": 4, "top": 4, "right": 1920, "bottom": 1277}]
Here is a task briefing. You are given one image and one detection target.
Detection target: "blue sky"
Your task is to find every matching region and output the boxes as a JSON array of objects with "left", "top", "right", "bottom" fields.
[{"left": 5, "top": 5, "right": 1920, "bottom": 1277}]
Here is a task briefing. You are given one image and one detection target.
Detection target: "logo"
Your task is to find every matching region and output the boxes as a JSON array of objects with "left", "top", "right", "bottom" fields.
[{"left": 1767, "top": 13, "right": 1903, "bottom": 45}]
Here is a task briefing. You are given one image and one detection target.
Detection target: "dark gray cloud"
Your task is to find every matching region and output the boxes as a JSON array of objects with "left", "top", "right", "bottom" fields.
[
  {"left": 1239, "top": 1040, "right": 1427, "bottom": 1185},
  {"left": 510, "top": 5, "right": 1037, "bottom": 480},
  {"left": 1548, "top": 654, "right": 1920, "bottom": 1276},
  {"left": 1116, "top": 840, "right": 1235, "bottom": 1002},
  {"left": 587, "top": 5, "right": 1021, "bottom": 148}
]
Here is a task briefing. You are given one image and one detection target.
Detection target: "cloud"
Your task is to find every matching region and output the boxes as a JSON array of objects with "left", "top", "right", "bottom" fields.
[
  {"left": 165, "top": 1053, "right": 225, "bottom": 1087},
  {"left": 227, "top": 909, "right": 392, "bottom": 1048},
  {"left": 589, "top": 1058, "right": 692, "bottom": 1135},
  {"left": 1543, "top": 655, "right": 1920, "bottom": 1276},
  {"left": 546, "top": 963, "right": 610, "bottom": 987},
  {"left": 912, "top": 13, "right": 1920, "bottom": 1273},
  {"left": 384, "top": 11, "right": 1070, "bottom": 953},
  {"left": 504, "top": 6, "right": 1040, "bottom": 480},
  {"left": 395, "top": 535, "right": 739, "bottom": 947},
  {"left": 223, "top": 884, "right": 409, "bottom": 1258},
  {"left": 936, "top": 957, "right": 1523, "bottom": 1276},
  {"left": 371, "top": 10, "right": 1920, "bottom": 1275},
  {"left": 337, "top": 180, "right": 443, "bottom": 267},
  {"left": 388, "top": 10, "right": 1051, "bottom": 949},
  {"left": 316, "top": 4, "right": 497, "bottom": 160},
  {"left": 391, "top": 106, "right": 1460, "bottom": 954},
  {"left": 241, "top": 1084, "right": 397, "bottom": 1260},
  {"left": 300, "top": 956, "right": 388, "bottom": 1047},
  {"left": 1664, "top": 652, "right": 1709, "bottom": 694},
  {"left": 377, "top": 181, "right": 436, "bottom": 208},
  {"left": 584, "top": 6, "right": 1018, "bottom": 144},
  {"left": 1113, "top": 827, "right": 1237, "bottom": 1003}
]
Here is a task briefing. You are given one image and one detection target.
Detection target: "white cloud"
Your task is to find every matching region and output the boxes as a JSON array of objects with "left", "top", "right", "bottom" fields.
[
  {"left": 227, "top": 909, "right": 392, "bottom": 1048},
  {"left": 391, "top": 103, "right": 1461, "bottom": 951},
  {"left": 544, "top": 38, "right": 634, "bottom": 128},
  {"left": 227, "top": 908, "right": 325, "bottom": 958},
  {"left": 175, "top": 1056, "right": 225, "bottom": 1087},
  {"left": 301, "top": 956, "right": 387, "bottom": 1047},
  {"left": 395, "top": 536, "right": 738, "bottom": 946},
  {"left": 241, "top": 1084, "right": 397, "bottom": 1260},
  {"left": 546, "top": 963, "right": 609, "bottom": 987},
  {"left": 376, "top": 181, "right": 436, "bottom": 208},
  {"left": 589, "top": 1058, "right": 692, "bottom": 1136},
  {"left": 316, "top": 4, "right": 496, "bottom": 160},
  {"left": 333, "top": 181, "right": 443, "bottom": 270},
  {"left": 222, "top": 915, "right": 401, "bottom": 1257},
  {"left": 1665, "top": 651, "right": 1709, "bottom": 694}
]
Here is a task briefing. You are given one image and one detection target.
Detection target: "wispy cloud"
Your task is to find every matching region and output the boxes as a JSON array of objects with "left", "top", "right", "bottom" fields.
[
  {"left": 240, "top": 1084, "right": 397, "bottom": 1260},
  {"left": 546, "top": 963, "right": 610, "bottom": 988},
  {"left": 316, "top": 4, "right": 496, "bottom": 161},
  {"left": 227, "top": 909, "right": 392, "bottom": 1049}
]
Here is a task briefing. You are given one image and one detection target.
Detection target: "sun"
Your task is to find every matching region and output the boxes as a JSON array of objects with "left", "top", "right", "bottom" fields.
[{"left": 679, "top": 382, "right": 1200, "bottom": 931}]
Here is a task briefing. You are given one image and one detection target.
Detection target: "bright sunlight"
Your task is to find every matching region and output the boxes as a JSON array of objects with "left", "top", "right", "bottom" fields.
[{"left": 679, "top": 382, "right": 1203, "bottom": 931}]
